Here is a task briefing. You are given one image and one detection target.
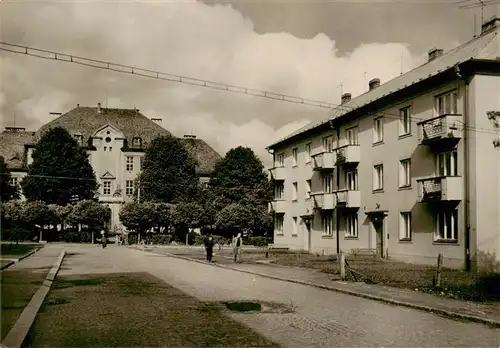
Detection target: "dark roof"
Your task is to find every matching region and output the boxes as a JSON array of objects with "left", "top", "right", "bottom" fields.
[
  {"left": 0, "top": 129, "right": 35, "bottom": 169},
  {"left": 34, "top": 106, "right": 172, "bottom": 146},
  {"left": 2, "top": 106, "right": 221, "bottom": 174},
  {"left": 268, "top": 24, "right": 500, "bottom": 149},
  {"left": 180, "top": 137, "right": 221, "bottom": 175}
]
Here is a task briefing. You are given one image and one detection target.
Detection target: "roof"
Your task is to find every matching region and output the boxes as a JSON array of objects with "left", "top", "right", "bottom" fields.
[
  {"left": 0, "top": 129, "right": 35, "bottom": 169},
  {"left": 34, "top": 106, "right": 172, "bottom": 146},
  {"left": 268, "top": 23, "right": 500, "bottom": 149},
  {"left": 2, "top": 106, "right": 221, "bottom": 174}
]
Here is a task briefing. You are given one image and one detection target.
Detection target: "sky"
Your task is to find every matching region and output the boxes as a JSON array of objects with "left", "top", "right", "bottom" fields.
[{"left": 0, "top": 0, "right": 492, "bottom": 166}]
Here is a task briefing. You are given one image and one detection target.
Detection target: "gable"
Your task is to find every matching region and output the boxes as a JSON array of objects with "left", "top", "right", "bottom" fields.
[
  {"left": 92, "top": 124, "right": 125, "bottom": 139},
  {"left": 100, "top": 171, "right": 116, "bottom": 179}
]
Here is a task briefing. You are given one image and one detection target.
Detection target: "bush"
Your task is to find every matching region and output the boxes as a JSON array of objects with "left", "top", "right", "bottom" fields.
[
  {"left": 127, "top": 233, "right": 138, "bottom": 245},
  {"left": 244, "top": 236, "right": 272, "bottom": 247},
  {"left": 148, "top": 234, "right": 172, "bottom": 245},
  {"left": 0, "top": 227, "right": 33, "bottom": 242},
  {"left": 61, "top": 230, "right": 92, "bottom": 243}
]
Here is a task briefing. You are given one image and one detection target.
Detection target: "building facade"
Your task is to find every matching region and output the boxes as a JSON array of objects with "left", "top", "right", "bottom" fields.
[
  {"left": 0, "top": 104, "right": 221, "bottom": 231},
  {"left": 267, "top": 15, "right": 500, "bottom": 270}
]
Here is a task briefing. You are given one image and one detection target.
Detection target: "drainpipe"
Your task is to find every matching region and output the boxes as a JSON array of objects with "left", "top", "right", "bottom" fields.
[
  {"left": 335, "top": 127, "right": 341, "bottom": 254},
  {"left": 455, "top": 64, "right": 472, "bottom": 272}
]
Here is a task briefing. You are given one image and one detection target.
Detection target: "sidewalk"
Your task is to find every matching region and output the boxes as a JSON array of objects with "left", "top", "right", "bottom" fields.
[{"left": 140, "top": 246, "right": 500, "bottom": 328}]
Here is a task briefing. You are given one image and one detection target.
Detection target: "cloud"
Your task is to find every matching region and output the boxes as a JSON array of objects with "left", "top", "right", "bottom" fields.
[{"left": 0, "top": 1, "right": 421, "bottom": 167}]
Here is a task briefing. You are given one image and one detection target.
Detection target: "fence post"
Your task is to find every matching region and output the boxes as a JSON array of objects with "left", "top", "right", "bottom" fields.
[
  {"left": 340, "top": 251, "right": 346, "bottom": 281},
  {"left": 435, "top": 253, "right": 443, "bottom": 289}
]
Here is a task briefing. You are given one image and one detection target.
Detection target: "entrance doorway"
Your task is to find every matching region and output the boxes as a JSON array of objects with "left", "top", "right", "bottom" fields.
[
  {"left": 374, "top": 220, "right": 384, "bottom": 259},
  {"left": 305, "top": 222, "right": 312, "bottom": 253}
]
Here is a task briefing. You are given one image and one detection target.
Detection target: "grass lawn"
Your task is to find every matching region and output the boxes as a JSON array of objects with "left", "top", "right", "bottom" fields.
[
  {"left": 1, "top": 259, "right": 14, "bottom": 269},
  {"left": 1, "top": 267, "right": 51, "bottom": 341},
  {"left": 0, "top": 243, "right": 40, "bottom": 258},
  {"left": 24, "top": 272, "right": 279, "bottom": 348}
]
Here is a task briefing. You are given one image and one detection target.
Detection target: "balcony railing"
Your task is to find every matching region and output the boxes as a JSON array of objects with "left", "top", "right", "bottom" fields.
[
  {"left": 269, "top": 166, "right": 286, "bottom": 180},
  {"left": 335, "top": 144, "right": 361, "bottom": 165},
  {"left": 335, "top": 189, "right": 361, "bottom": 208},
  {"left": 417, "top": 176, "right": 463, "bottom": 202},
  {"left": 312, "top": 151, "right": 335, "bottom": 171},
  {"left": 268, "top": 200, "right": 286, "bottom": 213},
  {"left": 418, "top": 114, "right": 462, "bottom": 145},
  {"left": 311, "top": 192, "right": 337, "bottom": 210}
]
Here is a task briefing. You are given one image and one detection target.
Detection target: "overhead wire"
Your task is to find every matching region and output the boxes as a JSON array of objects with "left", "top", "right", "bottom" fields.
[{"left": 1, "top": 42, "right": 499, "bottom": 139}]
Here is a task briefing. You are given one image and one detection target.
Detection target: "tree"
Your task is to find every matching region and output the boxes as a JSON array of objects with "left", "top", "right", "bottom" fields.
[
  {"left": 23, "top": 201, "right": 52, "bottom": 241},
  {"left": 68, "top": 200, "right": 111, "bottom": 243},
  {"left": 21, "top": 127, "right": 98, "bottom": 205},
  {"left": 138, "top": 135, "right": 199, "bottom": 203},
  {"left": 119, "top": 202, "right": 154, "bottom": 242},
  {"left": 209, "top": 146, "right": 272, "bottom": 205},
  {"left": 215, "top": 203, "right": 254, "bottom": 237},
  {"left": 0, "top": 156, "right": 19, "bottom": 202}
]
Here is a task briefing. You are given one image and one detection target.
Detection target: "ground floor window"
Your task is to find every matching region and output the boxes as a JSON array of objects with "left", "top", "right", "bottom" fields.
[
  {"left": 322, "top": 213, "right": 333, "bottom": 236},
  {"left": 399, "top": 212, "right": 412, "bottom": 241},
  {"left": 292, "top": 217, "right": 298, "bottom": 235},
  {"left": 274, "top": 214, "right": 284, "bottom": 235},
  {"left": 345, "top": 213, "right": 358, "bottom": 238},
  {"left": 435, "top": 209, "right": 458, "bottom": 241}
]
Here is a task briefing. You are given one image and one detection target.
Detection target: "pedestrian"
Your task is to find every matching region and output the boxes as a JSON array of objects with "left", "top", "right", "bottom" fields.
[
  {"left": 101, "top": 230, "right": 107, "bottom": 249},
  {"left": 204, "top": 234, "right": 214, "bottom": 263},
  {"left": 233, "top": 232, "right": 242, "bottom": 263}
]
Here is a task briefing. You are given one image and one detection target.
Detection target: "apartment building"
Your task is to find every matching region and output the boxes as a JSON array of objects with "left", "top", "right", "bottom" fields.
[{"left": 267, "top": 13, "right": 500, "bottom": 270}]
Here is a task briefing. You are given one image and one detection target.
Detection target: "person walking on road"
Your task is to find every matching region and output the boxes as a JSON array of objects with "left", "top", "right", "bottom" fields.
[
  {"left": 204, "top": 234, "right": 215, "bottom": 263},
  {"left": 233, "top": 232, "right": 243, "bottom": 263},
  {"left": 101, "top": 230, "right": 107, "bottom": 249}
]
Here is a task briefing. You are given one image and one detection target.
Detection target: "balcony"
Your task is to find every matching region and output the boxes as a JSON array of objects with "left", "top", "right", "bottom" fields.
[
  {"left": 311, "top": 192, "right": 337, "bottom": 210},
  {"left": 418, "top": 114, "right": 462, "bottom": 146},
  {"left": 269, "top": 166, "right": 286, "bottom": 181},
  {"left": 335, "top": 189, "right": 361, "bottom": 208},
  {"left": 417, "top": 176, "right": 463, "bottom": 202},
  {"left": 268, "top": 200, "right": 286, "bottom": 213},
  {"left": 335, "top": 145, "right": 361, "bottom": 166},
  {"left": 312, "top": 152, "right": 335, "bottom": 171}
]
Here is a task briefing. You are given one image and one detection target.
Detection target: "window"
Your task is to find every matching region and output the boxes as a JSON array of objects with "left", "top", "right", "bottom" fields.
[
  {"left": 103, "top": 181, "right": 111, "bottom": 195},
  {"left": 435, "top": 90, "right": 458, "bottom": 116},
  {"left": 274, "top": 182, "right": 284, "bottom": 200},
  {"left": 275, "top": 153, "right": 284, "bottom": 167},
  {"left": 373, "top": 117, "right": 384, "bottom": 143},
  {"left": 132, "top": 137, "right": 142, "bottom": 147},
  {"left": 305, "top": 180, "right": 312, "bottom": 199},
  {"left": 437, "top": 150, "right": 458, "bottom": 176},
  {"left": 346, "top": 214, "right": 358, "bottom": 237},
  {"left": 323, "top": 174, "right": 333, "bottom": 193},
  {"left": 435, "top": 209, "right": 458, "bottom": 241},
  {"left": 399, "top": 212, "right": 412, "bottom": 241},
  {"left": 305, "top": 143, "right": 312, "bottom": 163},
  {"left": 345, "top": 170, "right": 358, "bottom": 190},
  {"left": 322, "top": 136, "right": 334, "bottom": 152},
  {"left": 292, "top": 182, "right": 298, "bottom": 201},
  {"left": 346, "top": 127, "right": 358, "bottom": 145},
  {"left": 399, "top": 159, "right": 411, "bottom": 187},
  {"left": 126, "top": 156, "right": 134, "bottom": 172},
  {"left": 292, "top": 217, "right": 298, "bottom": 235},
  {"left": 400, "top": 107, "right": 411, "bottom": 135},
  {"left": 322, "top": 213, "right": 333, "bottom": 236},
  {"left": 126, "top": 180, "right": 134, "bottom": 196},
  {"left": 104, "top": 147, "right": 107, "bottom": 151},
  {"left": 109, "top": 147, "right": 112, "bottom": 151},
  {"left": 373, "top": 165, "right": 384, "bottom": 191},
  {"left": 9, "top": 177, "right": 18, "bottom": 187},
  {"left": 274, "top": 214, "right": 284, "bottom": 235},
  {"left": 292, "top": 148, "right": 298, "bottom": 166}
]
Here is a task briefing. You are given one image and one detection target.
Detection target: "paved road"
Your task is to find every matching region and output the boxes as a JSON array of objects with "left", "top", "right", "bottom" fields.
[{"left": 55, "top": 244, "right": 500, "bottom": 347}]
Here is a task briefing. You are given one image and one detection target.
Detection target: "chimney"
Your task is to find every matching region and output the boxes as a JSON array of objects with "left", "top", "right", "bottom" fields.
[
  {"left": 368, "top": 78, "right": 380, "bottom": 91},
  {"left": 49, "top": 112, "right": 62, "bottom": 117},
  {"left": 341, "top": 93, "right": 351, "bottom": 105},
  {"left": 428, "top": 48, "right": 444, "bottom": 62},
  {"left": 183, "top": 134, "right": 196, "bottom": 139},
  {"left": 77, "top": 104, "right": 80, "bottom": 107},
  {"left": 97, "top": 102, "right": 102, "bottom": 113},
  {"left": 5, "top": 127, "right": 26, "bottom": 133},
  {"left": 481, "top": 4, "right": 500, "bottom": 35},
  {"left": 151, "top": 118, "right": 162, "bottom": 126}
]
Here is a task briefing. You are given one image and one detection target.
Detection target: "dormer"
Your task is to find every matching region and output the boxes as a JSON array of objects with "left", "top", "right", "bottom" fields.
[
  {"left": 74, "top": 132, "right": 83, "bottom": 146},
  {"left": 132, "top": 137, "right": 142, "bottom": 148}
]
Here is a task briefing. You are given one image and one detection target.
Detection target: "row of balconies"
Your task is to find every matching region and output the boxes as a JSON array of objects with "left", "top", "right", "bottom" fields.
[
  {"left": 270, "top": 113, "right": 463, "bottom": 177},
  {"left": 269, "top": 175, "right": 463, "bottom": 214}
]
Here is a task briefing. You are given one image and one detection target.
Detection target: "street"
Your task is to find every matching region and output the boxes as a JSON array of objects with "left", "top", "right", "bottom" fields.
[{"left": 50, "top": 244, "right": 500, "bottom": 347}]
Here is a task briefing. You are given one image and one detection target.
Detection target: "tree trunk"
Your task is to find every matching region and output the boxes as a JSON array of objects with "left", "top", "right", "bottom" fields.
[{"left": 92, "top": 230, "right": 95, "bottom": 244}]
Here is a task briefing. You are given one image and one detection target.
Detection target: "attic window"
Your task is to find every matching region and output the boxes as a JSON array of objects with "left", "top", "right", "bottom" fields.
[
  {"left": 132, "top": 137, "right": 142, "bottom": 147},
  {"left": 74, "top": 133, "right": 83, "bottom": 145}
]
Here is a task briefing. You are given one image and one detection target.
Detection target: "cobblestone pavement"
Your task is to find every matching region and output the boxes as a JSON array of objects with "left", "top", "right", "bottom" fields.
[{"left": 55, "top": 244, "right": 500, "bottom": 347}]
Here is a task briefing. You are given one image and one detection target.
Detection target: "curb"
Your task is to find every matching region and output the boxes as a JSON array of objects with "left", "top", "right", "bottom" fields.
[
  {"left": 1, "top": 250, "right": 66, "bottom": 348},
  {"left": 139, "top": 247, "right": 500, "bottom": 329},
  {"left": 1, "top": 248, "right": 42, "bottom": 271}
]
